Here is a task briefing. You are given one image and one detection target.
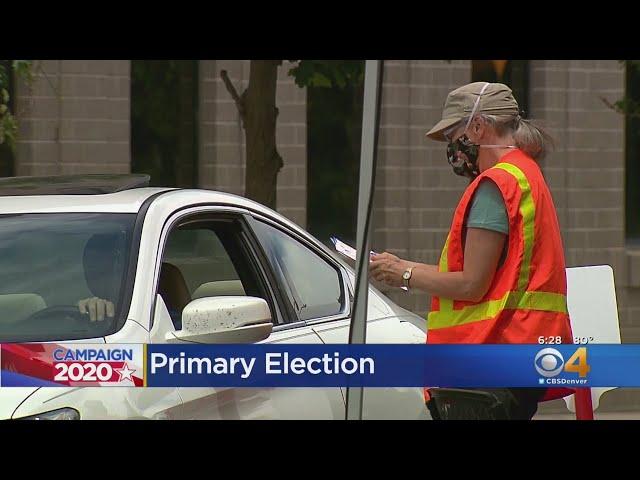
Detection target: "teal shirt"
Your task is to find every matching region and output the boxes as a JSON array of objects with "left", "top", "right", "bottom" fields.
[
  {"left": 466, "top": 179, "right": 509, "bottom": 235},
  {"left": 464, "top": 179, "right": 509, "bottom": 266}
]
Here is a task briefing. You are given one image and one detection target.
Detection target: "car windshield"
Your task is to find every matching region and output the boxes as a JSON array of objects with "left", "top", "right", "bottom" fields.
[{"left": 0, "top": 213, "right": 136, "bottom": 342}]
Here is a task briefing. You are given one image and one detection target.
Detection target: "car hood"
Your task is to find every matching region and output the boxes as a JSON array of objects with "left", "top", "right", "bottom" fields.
[
  {"left": 0, "top": 338, "right": 107, "bottom": 419},
  {"left": 0, "top": 387, "right": 39, "bottom": 419}
]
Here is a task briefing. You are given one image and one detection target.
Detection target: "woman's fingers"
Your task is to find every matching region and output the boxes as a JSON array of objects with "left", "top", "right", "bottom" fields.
[
  {"left": 370, "top": 260, "right": 390, "bottom": 283},
  {"left": 370, "top": 259, "right": 386, "bottom": 279},
  {"left": 106, "top": 301, "right": 115, "bottom": 318},
  {"left": 78, "top": 297, "right": 115, "bottom": 322},
  {"left": 88, "top": 298, "right": 98, "bottom": 322},
  {"left": 78, "top": 299, "right": 88, "bottom": 315},
  {"left": 96, "top": 298, "right": 106, "bottom": 321},
  {"left": 369, "top": 251, "right": 405, "bottom": 286}
]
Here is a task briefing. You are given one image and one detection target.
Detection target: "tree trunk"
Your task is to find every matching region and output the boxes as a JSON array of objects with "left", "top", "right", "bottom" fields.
[{"left": 243, "top": 60, "right": 283, "bottom": 209}]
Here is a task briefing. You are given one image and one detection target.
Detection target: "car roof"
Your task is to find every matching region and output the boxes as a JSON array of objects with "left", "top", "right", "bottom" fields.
[
  {"left": 0, "top": 175, "right": 297, "bottom": 228},
  {"left": 0, "top": 174, "right": 152, "bottom": 196},
  {"left": 0, "top": 187, "right": 175, "bottom": 213},
  {"left": 0, "top": 185, "right": 354, "bottom": 274},
  {"left": 0, "top": 186, "right": 287, "bottom": 221}
]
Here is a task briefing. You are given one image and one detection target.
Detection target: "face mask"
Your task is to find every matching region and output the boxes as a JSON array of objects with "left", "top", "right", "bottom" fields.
[
  {"left": 445, "top": 83, "right": 517, "bottom": 179},
  {"left": 447, "top": 135, "right": 480, "bottom": 178}
]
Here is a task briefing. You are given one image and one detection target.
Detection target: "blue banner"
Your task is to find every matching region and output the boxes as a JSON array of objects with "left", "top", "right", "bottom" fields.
[
  {"left": 3, "top": 343, "right": 638, "bottom": 388},
  {"left": 144, "top": 344, "right": 632, "bottom": 388}
]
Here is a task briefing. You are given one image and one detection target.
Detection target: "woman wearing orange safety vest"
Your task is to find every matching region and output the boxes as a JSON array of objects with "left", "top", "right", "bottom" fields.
[{"left": 370, "top": 82, "right": 573, "bottom": 420}]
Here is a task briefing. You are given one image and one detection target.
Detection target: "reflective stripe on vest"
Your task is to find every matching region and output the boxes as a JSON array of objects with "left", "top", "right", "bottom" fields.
[
  {"left": 428, "top": 290, "right": 568, "bottom": 329},
  {"left": 495, "top": 162, "right": 535, "bottom": 291},
  {"left": 438, "top": 233, "right": 453, "bottom": 312},
  {"left": 427, "top": 161, "right": 567, "bottom": 331}
]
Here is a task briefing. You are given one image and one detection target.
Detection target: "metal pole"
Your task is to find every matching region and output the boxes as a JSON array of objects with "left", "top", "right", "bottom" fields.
[{"left": 345, "top": 60, "right": 383, "bottom": 420}]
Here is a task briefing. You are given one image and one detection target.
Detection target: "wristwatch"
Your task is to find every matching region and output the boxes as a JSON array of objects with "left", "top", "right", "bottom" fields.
[{"left": 402, "top": 266, "right": 414, "bottom": 290}]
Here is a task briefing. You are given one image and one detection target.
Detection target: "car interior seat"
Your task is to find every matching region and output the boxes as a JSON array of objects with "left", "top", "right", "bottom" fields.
[
  {"left": 158, "top": 262, "right": 191, "bottom": 329},
  {"left": 192, "top": 280, "right": 246, "bottom": 299}
]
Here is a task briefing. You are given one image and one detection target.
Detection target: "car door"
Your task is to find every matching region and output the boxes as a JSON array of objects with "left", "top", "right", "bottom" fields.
[
  {"left": 310, "top": 315, "right": 429, "bottom": 420},
  {"left": 149, "top": 207, "right": 345, "bottom": 419},
  {"left": 247, "top": 216, "right": 354, "bottom": 416},
  {"left": 248, "top": 217, "right": 428, "bottom": 420}
]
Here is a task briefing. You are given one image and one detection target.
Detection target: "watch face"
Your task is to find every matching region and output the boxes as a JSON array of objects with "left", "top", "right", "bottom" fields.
[{"left": 403, "top": 270, "right": 411, "bottom": 280}]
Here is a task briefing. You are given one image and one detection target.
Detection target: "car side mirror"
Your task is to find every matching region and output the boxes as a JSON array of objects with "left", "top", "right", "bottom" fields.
[{"left": 165, "top": 296, "right": 273, "bottom": 344}]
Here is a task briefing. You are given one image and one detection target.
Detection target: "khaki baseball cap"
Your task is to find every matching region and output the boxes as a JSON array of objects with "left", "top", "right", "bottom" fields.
[{"left": 425, "top": 82, "right": 520, "bottom": 142}]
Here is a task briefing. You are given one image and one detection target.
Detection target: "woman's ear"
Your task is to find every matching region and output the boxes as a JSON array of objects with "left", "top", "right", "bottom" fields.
[
  {"left": 473, "top": 117, "right": 486, "bottom": 140},
  {"left": 474, "top": 117, "right": 481, "bottom": 133}
]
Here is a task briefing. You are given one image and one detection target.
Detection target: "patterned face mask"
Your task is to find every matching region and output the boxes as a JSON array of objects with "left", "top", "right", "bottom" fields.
[
  {"left": 447, "top": 135, "right": 480, "bottom": 178},
  {"left": 445, "top": 82, "right": 516, "bottom": 179},
  {"left": 444, "top": 83, "right": 489, "bottom": 179}
]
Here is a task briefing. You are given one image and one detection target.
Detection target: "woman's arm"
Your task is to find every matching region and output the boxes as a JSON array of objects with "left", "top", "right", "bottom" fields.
[{"left": 369, "top": 227, "right": 506, "bottom": 302}]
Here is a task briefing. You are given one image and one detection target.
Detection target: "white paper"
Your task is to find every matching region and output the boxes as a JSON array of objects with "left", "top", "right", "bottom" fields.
[
  {"left": 330, "top": 236, "right": 374, "bottom": 261},
  {"left": 330, "top": 236, "right": 408, "bottom": 291}
]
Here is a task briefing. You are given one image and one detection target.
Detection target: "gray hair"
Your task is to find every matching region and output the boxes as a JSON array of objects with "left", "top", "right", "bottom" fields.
[{"left": 475, "top": 113, "right": 554, "bottom": 161}]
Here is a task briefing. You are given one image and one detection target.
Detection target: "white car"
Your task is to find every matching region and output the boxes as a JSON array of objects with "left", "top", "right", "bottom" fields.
[{"left": 0, "top": 174, "right": 428, "bottom": 420}]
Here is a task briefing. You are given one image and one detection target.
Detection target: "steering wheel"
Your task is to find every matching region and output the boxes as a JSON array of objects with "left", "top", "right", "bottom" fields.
[{"left": 21, "top": 305, "right": 109, "bottom": 334}]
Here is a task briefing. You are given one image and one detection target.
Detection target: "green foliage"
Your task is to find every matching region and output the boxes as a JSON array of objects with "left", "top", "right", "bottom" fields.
[
  {"left": 283, "top": 60, "right": 366, "bottom": 243},
  {"left": 0, "top": 60, "right": 33, "bottom": 150},
  {"left": 612, "top": 60, "right": 640, "bottom": 117},
  {"left": 610, "top": 97, "right": 640, "bottom": 118},
  {"left": 289, "top": 60, "right": 365, "bottom": 89},
  {"left": 12, "top": 60, "right": 34, "bottom": 85},
  {"left": 304, "top": 60, "right": 365, "bottom": 245}
]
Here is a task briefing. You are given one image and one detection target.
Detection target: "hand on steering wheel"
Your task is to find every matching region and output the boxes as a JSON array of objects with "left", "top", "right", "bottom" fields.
[{"left": 77, "top": 297, "right": 115, "bottom": 322}]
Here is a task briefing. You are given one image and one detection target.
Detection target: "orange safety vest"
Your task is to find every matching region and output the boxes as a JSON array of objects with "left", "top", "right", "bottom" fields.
[{"left": 425, "top": 149, "right": 573, "bottom": 402}]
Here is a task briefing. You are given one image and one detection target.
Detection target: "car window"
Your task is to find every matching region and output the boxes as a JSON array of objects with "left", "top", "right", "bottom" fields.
[
  {"left": 164, "top": 228, "right": 242, "bottom": 295},
  {"left": 251, "top": 220, "right": 345, "bottom": 322},
  {"left": 159, "top": 219, "right": 270, "bottom": 329},
  {"left": 0, "top": 213, "right": 136, "bottom": 342}
]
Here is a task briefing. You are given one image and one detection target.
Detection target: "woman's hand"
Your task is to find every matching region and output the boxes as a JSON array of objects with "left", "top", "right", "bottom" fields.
[
  {"left": 369, "top": 252, "right": 413, "bottom": 288},
  {"left": 78, "top": 297, "right": 115, "bottom": 322}
]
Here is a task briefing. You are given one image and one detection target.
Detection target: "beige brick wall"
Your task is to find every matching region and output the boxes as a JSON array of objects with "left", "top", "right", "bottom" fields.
[
  {"left": 529, "top": 61, "right": 640, "bottom": 343},
  {"left": 14, "top": 60, "right": 130, "bottom": 175},
  {"left": 530, "top": 60, "right": 626, "bottom": 285},
  {"left": 530, "top": 60, "right": 640, "bottom": 414},
  {"left": 372, "top": 60, "right": 472, "bottom": 315},
  {"left": 198, "top": 60, "right": 245, "bottom": 196},
  {"left": 198, "top": 60, "right": 307, "bottom": 227}
]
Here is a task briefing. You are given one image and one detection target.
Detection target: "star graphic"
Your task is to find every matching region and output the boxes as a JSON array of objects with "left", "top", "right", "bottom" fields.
[{"left": 115, "top": 363, "right": 136, "bottom": 383}]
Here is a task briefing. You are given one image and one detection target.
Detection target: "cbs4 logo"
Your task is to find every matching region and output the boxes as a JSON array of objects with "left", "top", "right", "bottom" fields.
[{"left": 534, "top": 347, "right": 590, "bottom": 378}]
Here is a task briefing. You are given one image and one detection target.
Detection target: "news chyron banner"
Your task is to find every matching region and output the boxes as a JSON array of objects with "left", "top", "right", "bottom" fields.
[
  {"left": 0, "top": 344, "right": 144, "bottom": 387},
  {"left": 0, "top": 343, "right": 639, "bottom": 388}
]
